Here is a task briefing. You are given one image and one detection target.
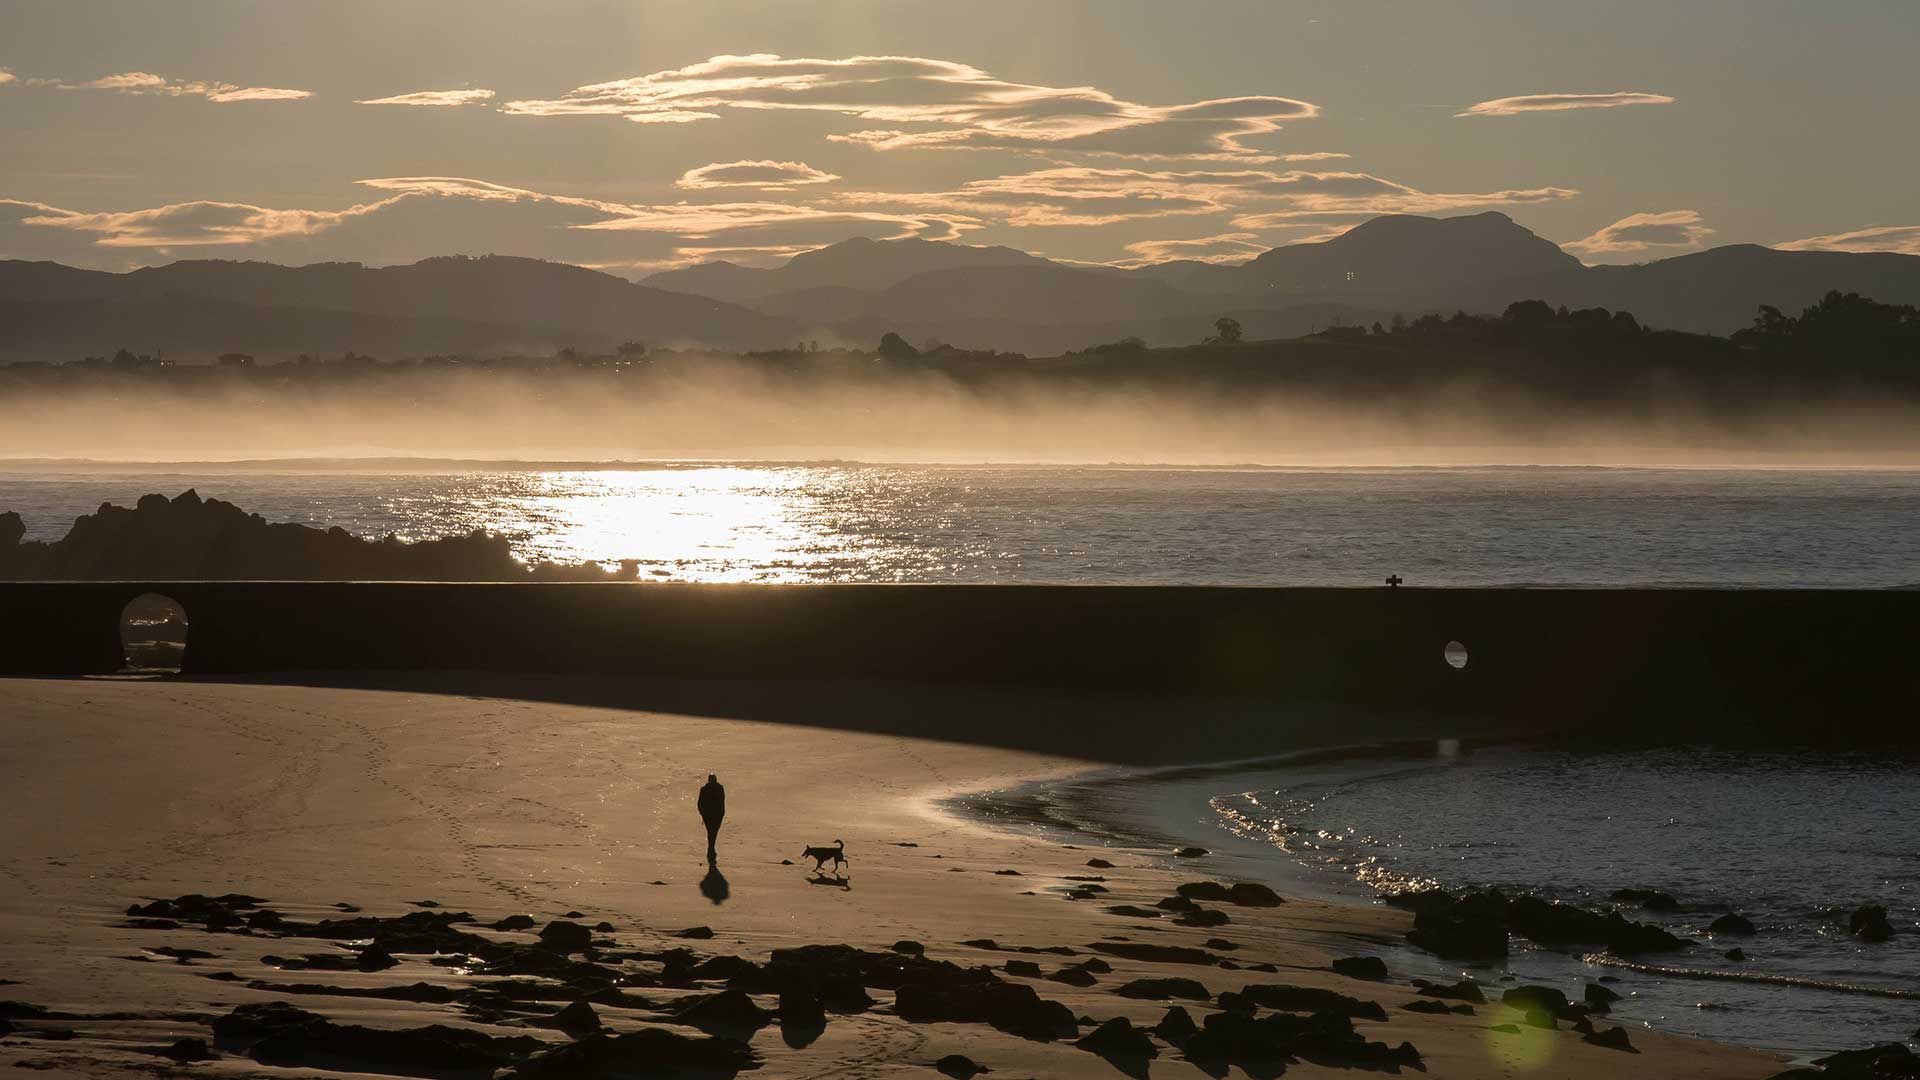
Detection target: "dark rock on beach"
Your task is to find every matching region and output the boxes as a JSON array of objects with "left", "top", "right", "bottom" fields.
[
  {"left": 1183, "top": 1007, "right": 1421, "bottom": 1072},
  {"left": 1076, "top": 1016, "right": 1158, "bottom": 1058},
  {"left": 1331, "top": 955, "right": 1388, "bottom": 980},
  {"left": 537, "top": 921, "right": 593, "bottom": 952},
  {"left": 1584, "top": 982, "right": 1623, "bottom": 1011},
  {"left": 1585, "top": 1024, "right": 1639, "bottom": 1052},
  {"left": 936, "top": 1053, "right": 991, "bottom": 1078},
  {"left": 1413, "top": 978, "right": 1487, "bottom": 1004},
  {"left": 1115, "top": 977, "right": 1210, "bottom": 1001},
  {"left": 1154, "top": 1005, "right": 1199, "bottom": 1047},
  {"left": 1236, "top": 983, "right": 1388, "bottom": 1021},
  {"left": 1088, "top": 941, "right": 1222, "bottom": 966},
  {"left": 1173, "top": 908, "right": 1230, "bottom": 928},
  {"left": 505, "top": 1028, "right": 758, "bottom": 1078},
  {"left": 162, "top": 1036, "right": 217, "bottom": 1061}
]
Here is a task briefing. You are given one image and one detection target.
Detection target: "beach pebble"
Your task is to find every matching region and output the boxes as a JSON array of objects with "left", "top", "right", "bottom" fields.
[
  {"left": 1174, "top": 847, "right": 1209, "bottom": 858},
  {"left": 1086, "top": 858, "right": 1115, "bottom": 869}
]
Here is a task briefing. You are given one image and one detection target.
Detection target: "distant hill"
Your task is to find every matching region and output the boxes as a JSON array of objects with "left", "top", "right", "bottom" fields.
[
  {"left": 0, "top": 255, "right": 797, "bottom": 362},
  {"left": 643, "top": 236, "right": 1046, "bottom": 300},
  {"left": 6, "top": 214, "right": 1920, "bottom": 362}
]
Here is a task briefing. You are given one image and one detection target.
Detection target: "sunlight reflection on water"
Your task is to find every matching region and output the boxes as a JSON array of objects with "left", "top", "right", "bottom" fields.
[{"left": 5, "top": 463, "right": 1920, "bottom": 585}]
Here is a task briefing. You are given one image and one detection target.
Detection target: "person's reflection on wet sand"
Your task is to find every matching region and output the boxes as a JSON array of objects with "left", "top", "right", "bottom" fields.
[{"left": 699, "top": 864, "right": 730, "bottom": 904}]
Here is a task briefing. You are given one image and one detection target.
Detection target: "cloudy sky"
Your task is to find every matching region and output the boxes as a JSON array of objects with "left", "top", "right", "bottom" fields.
[{"left": 2, "top": 0, "right": 1916, "bottom": 275}]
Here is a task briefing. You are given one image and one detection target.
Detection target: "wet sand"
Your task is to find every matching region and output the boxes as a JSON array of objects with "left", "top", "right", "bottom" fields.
[{"left": 0, "top": 675, "right": 1786, "bottom": 1078}]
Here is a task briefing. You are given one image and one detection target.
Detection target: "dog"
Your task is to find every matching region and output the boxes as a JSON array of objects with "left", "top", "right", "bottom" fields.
[{"left": 800, "top": 839, "right": 847, "bottom": 873}]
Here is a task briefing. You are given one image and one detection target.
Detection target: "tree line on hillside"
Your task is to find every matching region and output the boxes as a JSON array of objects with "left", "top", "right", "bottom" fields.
[{"left": 2, "top": 292, "right": 1914, "bottom": 402}]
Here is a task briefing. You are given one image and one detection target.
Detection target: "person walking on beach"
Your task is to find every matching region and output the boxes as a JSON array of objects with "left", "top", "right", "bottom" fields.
[{"left": 697, "top": 774, "right": 726, "bottom": 863}]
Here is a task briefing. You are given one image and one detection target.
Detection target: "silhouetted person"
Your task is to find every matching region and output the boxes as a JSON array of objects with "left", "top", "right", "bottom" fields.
[{"left": 697, "top": 774, "right": 726, "bottom": 862}]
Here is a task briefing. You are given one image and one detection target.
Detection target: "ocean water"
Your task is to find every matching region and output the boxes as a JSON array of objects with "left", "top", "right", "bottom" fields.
[
  {"left": 3, "top": 462, "right": 1918, "bottom": 585},
  {"left": 982, "top": 748, "right": 1920, "bottom": 1058}
]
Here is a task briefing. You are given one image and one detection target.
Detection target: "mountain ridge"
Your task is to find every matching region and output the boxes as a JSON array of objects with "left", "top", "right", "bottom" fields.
[{"left": 4, "top": 214, "right": 1918, "bottom": 362}]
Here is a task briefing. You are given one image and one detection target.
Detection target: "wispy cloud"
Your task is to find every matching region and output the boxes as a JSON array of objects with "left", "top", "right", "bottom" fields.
[
  {"left": 503, "top": 53, "right": 1318, "bottom": 159},
  {"left": 833, "top": 166, "right": 1578, "bottom": 229},
  {"left": 1563, "top": 209, "right": 1713, "bottom": 258},
  {"left": 1458, "top": 91, "right": 1674, "bottom": 118},
  {"left": 1120, "top": 232, "right": 1268, "bottom": 266},
  {"left": 1777, "top": 224, "right": 1920, "bottom": 256},
  {"left": 354, "top": 176, "right": 970, "bottom": 266},
  {"left": 8, "top": 196, "right": 395, "bottom": 247},
  {"left": 356, "top": 88, "right": 496, "bottom": 107},
  {"left": 59, "top": 71, "right": 311, "bottom": 102},
  {"left": 0, "top": 69, "right": 16, "bottom": 86},
  {"left": 676, "top": 160, "right": 840, "bottom": 190}
]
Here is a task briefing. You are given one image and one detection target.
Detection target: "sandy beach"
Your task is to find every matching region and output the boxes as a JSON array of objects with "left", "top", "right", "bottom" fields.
[{"left": 0, "top": 674, "right": 1788, "bottom": 1078}]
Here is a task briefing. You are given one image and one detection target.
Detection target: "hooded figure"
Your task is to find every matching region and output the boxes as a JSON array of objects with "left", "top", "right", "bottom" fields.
[{"left": 697, "top": 774, "right": 726, "bottom": 862}]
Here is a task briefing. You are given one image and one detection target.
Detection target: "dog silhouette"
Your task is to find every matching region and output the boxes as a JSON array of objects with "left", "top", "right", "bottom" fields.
[{"left": 800, "top": 839, "right": 846, "bottom": 873}]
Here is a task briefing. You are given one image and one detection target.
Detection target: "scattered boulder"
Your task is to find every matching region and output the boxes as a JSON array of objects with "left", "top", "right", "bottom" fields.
[
  {"left": 1003, "top": 960, "right": 1041, "bottom": 978},
  {"left": 777, "top": 986, "right": 826, "bottom": 1030},
  {"left": 537, "top": 921, "right": 592, "bottom": 952},
  {"left": 1047, "top": 966, "right": 1098, "bottom": 988},
  {"left": 936, "top": 1053, "right": 991, "bottom": 1079},
  {"left": 1849, "top": 905, "right": 1895, "bottom": 942},
  {"left": 1413, "top": 978, "right": 1486, "bottom": 1004},
  {"left": 1115, "top": 977, "right": 1210, "bottom": 1001},
  {"left": 1404, "top": 999, "right": 1453, "bottom": 1015},
  {"left": 549, "top": 1000, "right": 601, "bottom": 1034},
  {"left": 1331, "top": 955, "right": 1388, "bottom": 980},
  {"left": 1725, "top": 947, "right": 1748, "bottom": 961},
  {"left": 1182, "top": 1008, "right": 1420, "bottom": 1072},
  {"left": 1710, "top": 913, "right": 1757, "bottom": 936},
  {"left": 674, "top": 988, "right": 772, "bottom": 1033},
  {"left": 1584, "top": 983, "right": 1623, "bottom": 1011},
  {"left": 505, "top": 1028, "right": 757, "bottom": 1078},
  {"left": 1612, "top": 888, "right": 1681, "bottom": 911},
  {"left": 894, "top": 978, "right": 1077, "bottom": 1041},
  {"left": 1086, "top": 859, "right": 1115, "bottom": 869},
  {"left": 1792, "top": 1043, "right": 1919, "bottom": 1078},
  {"left": 1501, "top": 985, "right": 1570, "bottom": 1016},
  {"left": 1076, "top": 1016, "right": 1158, "bottom": 1058},
  {"left": 677, "top": 926, "right": 716, "bottom": 940},
  {"left": 1176, "top": 882, "right": 1232, "bottom": 902},
  {"left": 1154, "top": 1005, "right": 1199, "bottom": 1047},
  {"left": 1155, "top": 895, "right": 1200, "bottom": 913},
  {"left": 1088, "top": 942, "right": 1221, "bottom": 966},
  {"left": 1236, "top": 984, "right": 1388, "bottom": 1021},
  {"left": 892, "top": 940, "right": 924, "bottom": 956},
  {"left": 491, "top": 914, "right": 538, "bottom": 931},
  {"left": 162, "top": 1037, "right": 216, "bottom": 1062},
  {"left": 1174, "top": 908, "right": 1230, "bottom": 928},
  {"left": 1105, "top": 905, "right": 1163, "bottom": 919},
  {"left": 1225, "top": 883, "right": 1283, "bottom": 907},
  {"left": 1585, "top": 1025, "right": 1638, "bottom": 1052},
  {"left": 1174, "top": 847, "right": 1210, "bottom": 858}
]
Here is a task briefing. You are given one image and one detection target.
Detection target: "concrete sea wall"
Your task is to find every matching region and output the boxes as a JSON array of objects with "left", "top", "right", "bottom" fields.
[{"left": 1, "top": 583, "right": 1914, "bottom": 740}]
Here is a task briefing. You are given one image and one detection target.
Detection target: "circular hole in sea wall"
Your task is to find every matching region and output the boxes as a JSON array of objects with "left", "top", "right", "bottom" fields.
[
  {"left": 121, "top": 593, "right": 189, "bottom": 674},
  {"left": 1443, "top": 640, "right": 1469, "bottom": 670}
]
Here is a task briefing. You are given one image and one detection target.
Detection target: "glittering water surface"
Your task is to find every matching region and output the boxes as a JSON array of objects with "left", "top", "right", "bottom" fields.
[
  {"left": 1161, "top": 748, "right": 1920, "bottom": 1057},
  {"left": 4, "top": 463, "right": 1919, "bottom": 585}
]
